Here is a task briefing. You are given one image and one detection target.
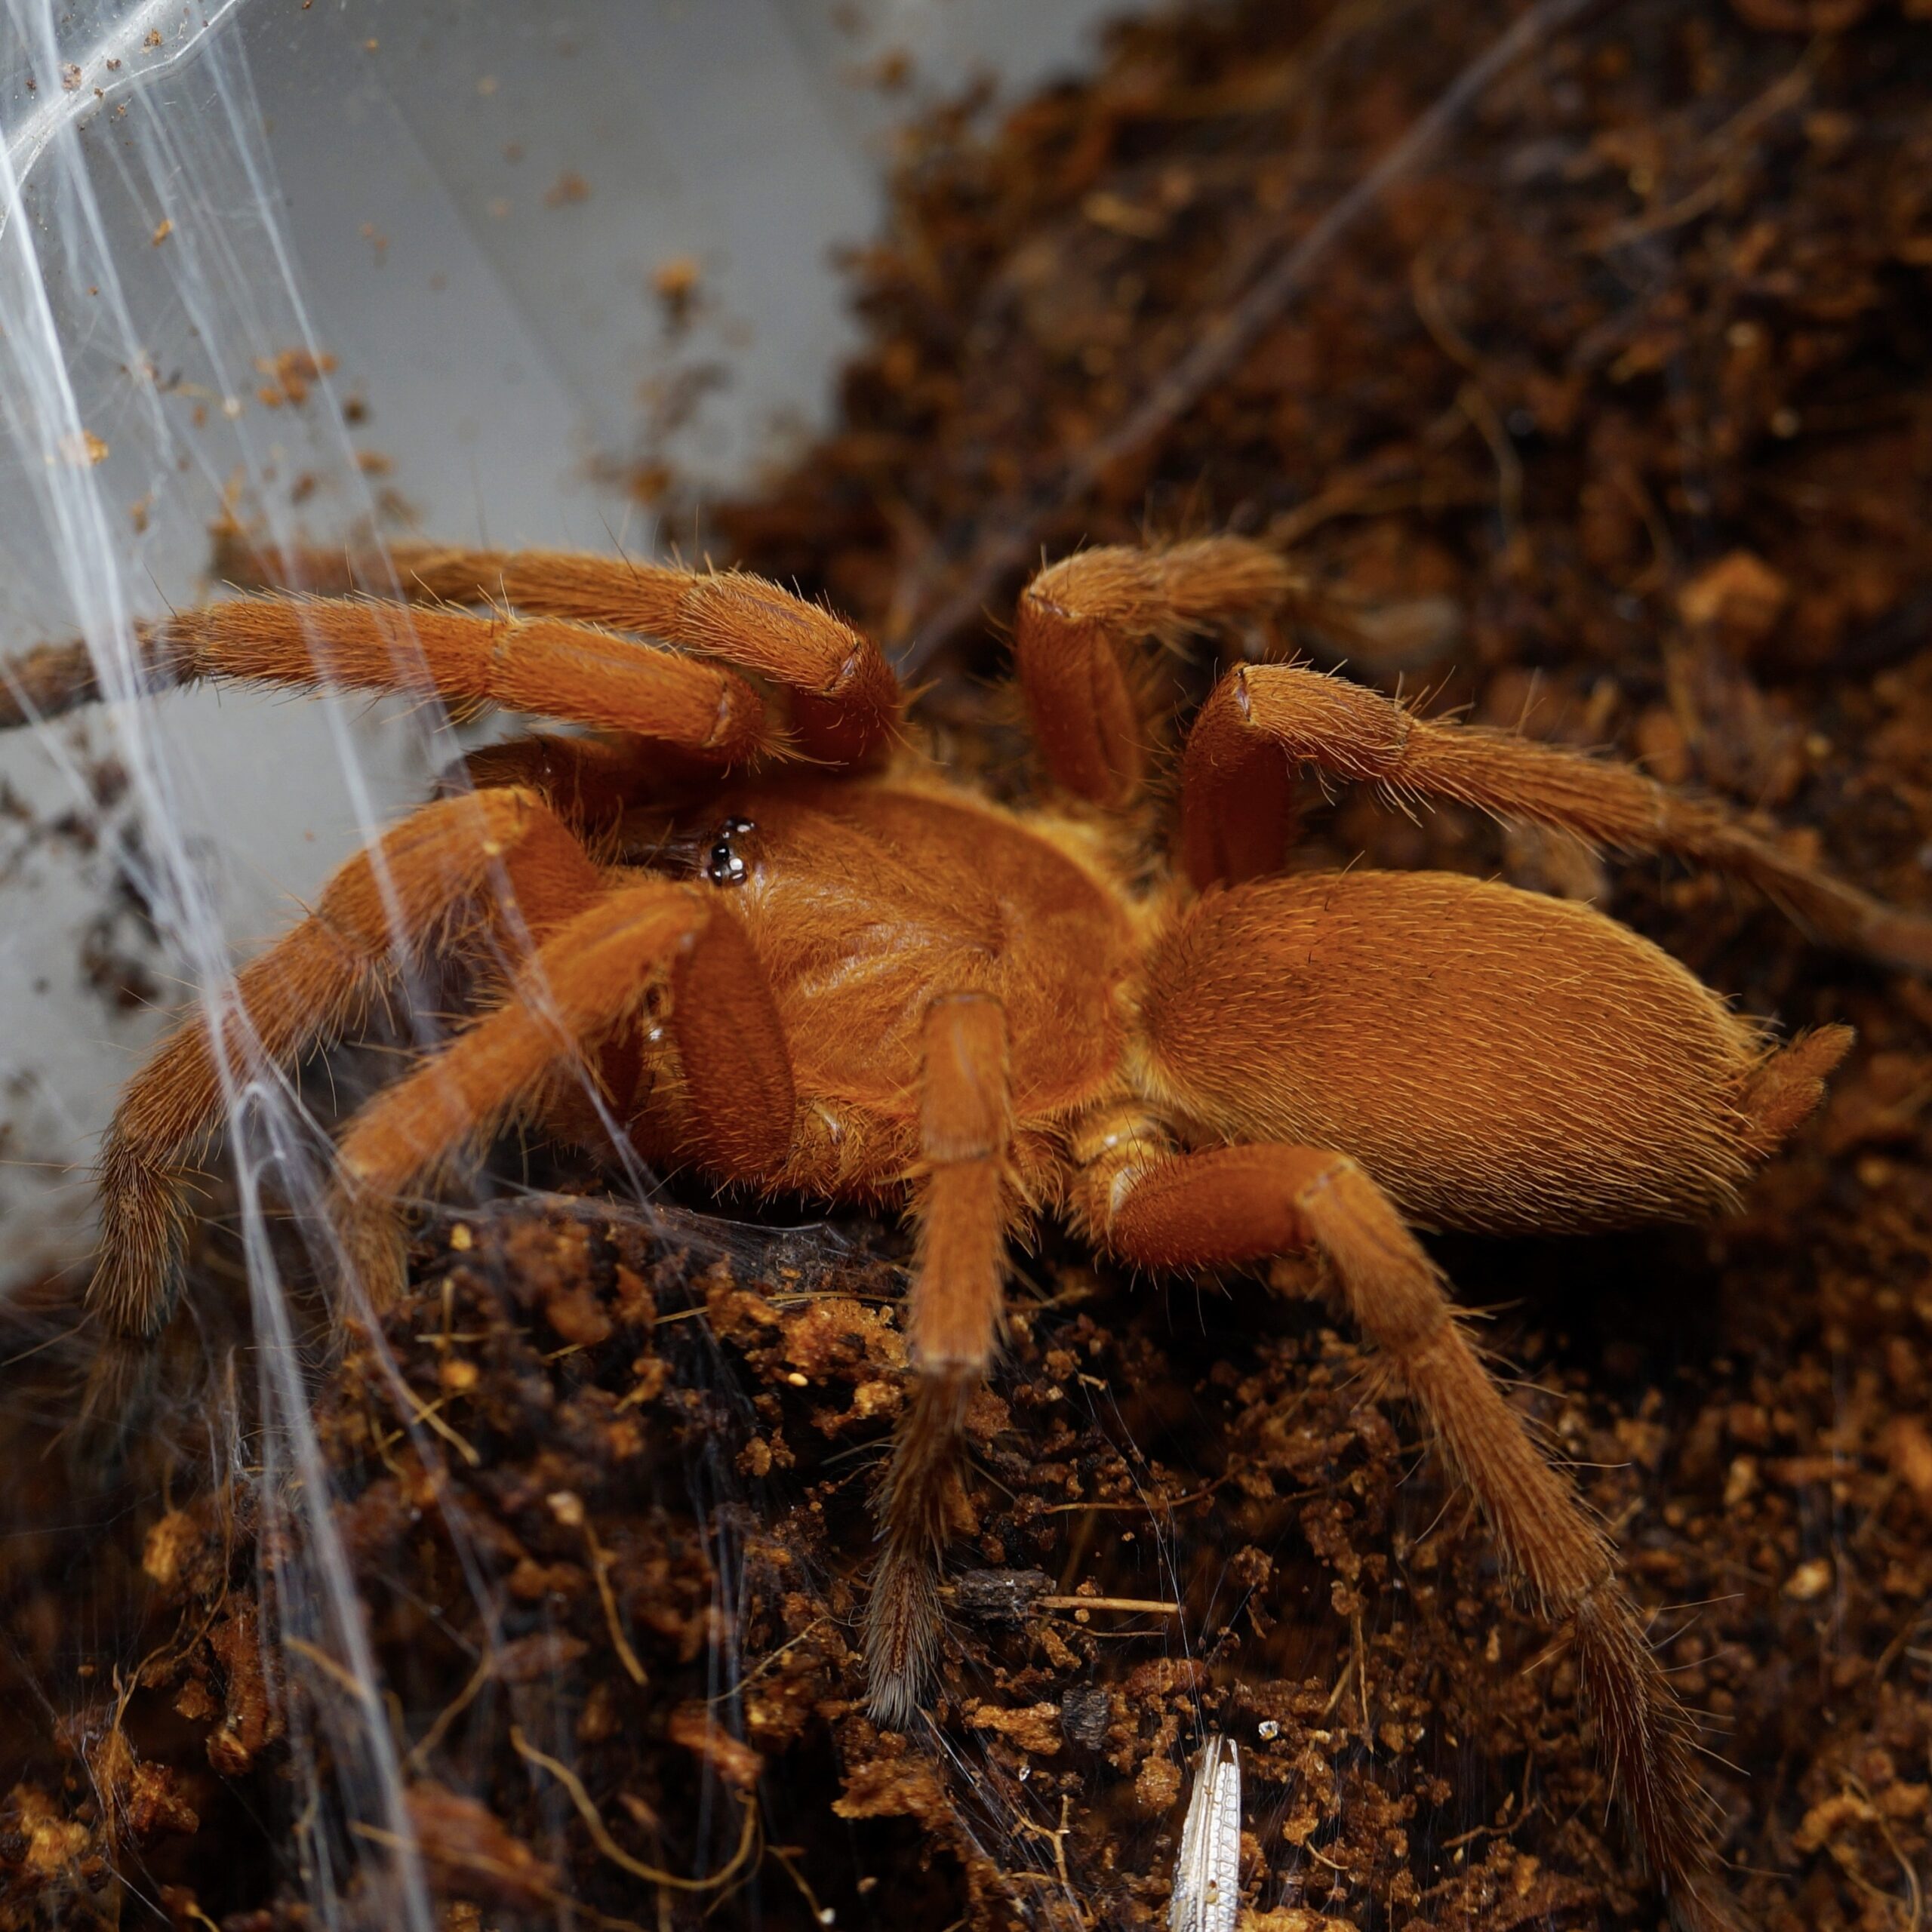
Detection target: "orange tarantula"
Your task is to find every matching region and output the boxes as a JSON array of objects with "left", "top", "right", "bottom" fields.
[{"left": 6, "top": 530, "right": 1929, "bottom": 1929}]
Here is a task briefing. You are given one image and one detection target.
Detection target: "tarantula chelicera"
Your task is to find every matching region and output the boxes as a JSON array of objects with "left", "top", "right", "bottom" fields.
[{"left": 7, "top": 531, "right": 1930, "bottom": 1928}]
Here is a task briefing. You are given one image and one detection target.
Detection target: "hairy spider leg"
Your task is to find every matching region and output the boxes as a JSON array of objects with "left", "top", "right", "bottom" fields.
[
  {"left": 1013, "top": 536, "right": 1309, "bottom": 805},
  {"left": 864, "top": 994, "right": 1016, "bottom": 1723},
  {"left": 217, "top": 532, "right": 903, "bottom": 769},
  {"left": 1090, "top": 1142, "right": 1737, "bottom": 1932},
  {"left": 0, "top": 598, "right": 775, "bottom": 763},
  {"left": 326, "top": 881, "right": 795, "bottom": 1307},
  {"left": 91, "top": 787, "right": 602, "bottom": 1341},
  {"left": 1180, "top": 663, "right": 1932, "bottom": 972}
]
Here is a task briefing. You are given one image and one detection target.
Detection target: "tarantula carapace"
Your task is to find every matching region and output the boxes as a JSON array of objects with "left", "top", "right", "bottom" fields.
[{"left": 8, "top": 531, "right": 1929, "bottom": 1929}]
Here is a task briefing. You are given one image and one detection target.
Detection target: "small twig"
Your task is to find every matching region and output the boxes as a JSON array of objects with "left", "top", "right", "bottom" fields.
[
  {"left": 1039, "top": 1594, "right": 1181, "bottom": 1617},
  {"left": 1011, "top": 1793, "right": 1079, "bottom": 1902},
  {"left": 1452, "top": 380, "right": 1523, "bottom": 545},
  {"left": 766, "top": 1842, "right": 837, "bottom": 1925},
  {"left": 1352, "top": 1607, "right": 1371, "bottom": 1744},
  {"left": 395, "top": 1384, "right": 481, "bottom": 1468},
  {"left": 1321, "top": 1651, "right": 1355, "bottom": 1718},
  {"left": 1438, "top": 1799, "right": 1543, "bottom": 1854},
  {"left": 284, "top": 1635, "right": 377, "bottom": 1706},
  {"left": 549, "top": 1492, "right": 648, "bottom": 1686},
  {"left": 588, "top": 1532, "right": 647, "bottom": 1686},
  {"left": 348, "top": 1819, "right": 537, "bottom": 1896},
  {"left": 509, "top": 1726, "right": 758, "bottom": 1891},
  {"left": 708, "top": 1617, "right": 829, "bottom": 1707},
  {"left": 1264, "top": 471, "right": 1494, "bottom": 549},
  {"left": 1873, "top": 1595, "right": 1932, "bottom": 1685},
  {"left": 1842, "top": 1775, "right": 1926, "bottom": 1932},
  {"left": 1037, "top": 1473, "right": 1235, "bottom": 1515},
  {"left": 403, "top": 1651, "right": 494, "bottom": 1774},
  {"left": 1592, "top": 42, "right": 1823, "bottom": 251}
]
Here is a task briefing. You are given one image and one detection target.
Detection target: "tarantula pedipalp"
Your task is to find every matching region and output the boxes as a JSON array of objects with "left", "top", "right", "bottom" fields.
[{"left": 8, "top": 531, "right": 1930, "bottom": 1930}]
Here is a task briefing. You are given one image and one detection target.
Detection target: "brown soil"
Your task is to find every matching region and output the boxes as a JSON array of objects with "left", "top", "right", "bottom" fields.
[{"left": 5, "top": 1, "right": 1931, "bottom": 1929}]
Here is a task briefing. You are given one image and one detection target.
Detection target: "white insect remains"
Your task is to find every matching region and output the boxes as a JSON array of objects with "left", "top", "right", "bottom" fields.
[{"left": 1168, "top": 1734, "right": 1242, "bottom": 1932}]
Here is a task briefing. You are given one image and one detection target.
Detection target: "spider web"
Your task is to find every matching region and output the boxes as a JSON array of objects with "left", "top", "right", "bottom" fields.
[{"left": 0, "top": 5, "right": 453, "bottom": 1924}]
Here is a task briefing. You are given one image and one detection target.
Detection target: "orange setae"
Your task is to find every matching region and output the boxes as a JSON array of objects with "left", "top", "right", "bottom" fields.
[{"left": 9, "top": 529, "right": 1927, "bottom": 1932}]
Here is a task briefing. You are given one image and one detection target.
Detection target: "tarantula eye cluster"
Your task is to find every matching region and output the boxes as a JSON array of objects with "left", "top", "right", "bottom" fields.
[{"left": 703, "top": 815, "right": 756, "bottom": 887}]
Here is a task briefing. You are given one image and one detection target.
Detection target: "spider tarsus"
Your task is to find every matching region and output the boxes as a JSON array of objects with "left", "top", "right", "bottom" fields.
[
  {"left": 324, "top": 1180, "right": 411, "bottom": 1315},
  {"left": 91, "top": 1140, "right": 189, "bottom": 1340},
  {"left": 1708, "top": 824, "right": 1932, "bottom": 975},
  {"left": 66, "top": 1333, "right": 164, "bottom": 1479},
  {"left": 862, "top": 1546, "right": 943, "bottom": 1729},
  {"left": 1571, "top": 1588, "right": 1737, "bottom": 1932},
  {"left": 862, "top": 1371, "right": 974, "bottom": 1724}
]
